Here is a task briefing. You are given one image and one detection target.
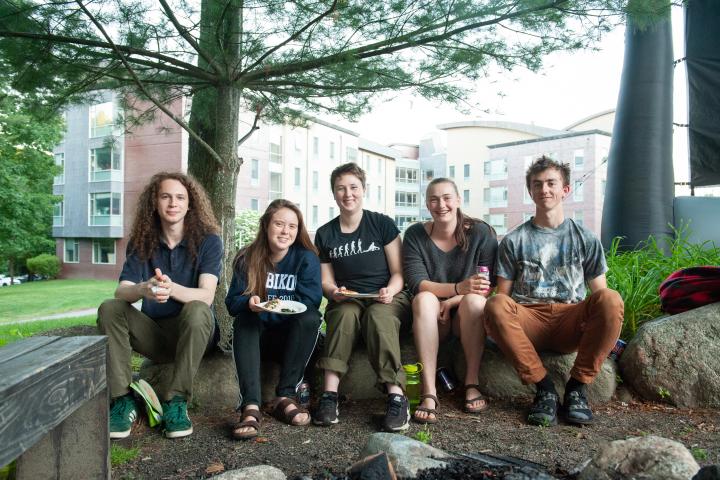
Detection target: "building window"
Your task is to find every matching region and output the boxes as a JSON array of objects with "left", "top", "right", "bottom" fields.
[
  {"left": 395, "top": 191, "right": 418, "bottom": 207},
  {"left": 250, "top": 198, "right": 259, "bottom": 211},
  {"left": 365, "top": 183, "right": 371, "bottom": 199},
  {"left": 448, "top": 165, "right": 455, "bottom": 178},
  {"left": 251, "top": 159, "right": 259, "bottom": 185},
  {"left": 64, "top": 238, "right": 79, "bottom": 263},
  {"left": 396, "top": 167, "right": 418, "bottom": 183},
  {"left": 312, "top": 137, "right": 320, "bottom": 160},
  {"left": 377, "top": 186, "right": 382, "bottom": 203},
  {"left": 484, "top": 159, "right": 507, "bottom": 180},
  {"left": 425, "top": 169, "right": 434, "bottom": 181},
  {"left": 270, "top": 172, "right": 282, "bottom": 200},
  {"left": 89, "top": 145, "right": 122, "bottom": 182},
  {"left": 574, "top": 149, "right": 585, "bottom": 170},
  {"left": 269, "top": 141, "right": 282, "bottom": 163},
  {"left": 312, "top": 205, "right": 318, "bottom": 228},
  {"left": 573, "top": 180, "right": 584, "bottom": 201},
  {"left": 53, "top": 200, "right": 64, "bottom": 227},
  {"left": 89, "top": 192, "right": 122, "bottom": 226},
  {"left": 347, "top": 147, "right": 358, "bottom": 162},
  {"left": 395, "top": 215, "right": 418, "bottom": 231},
  {"left": 484, "top": 213, "right": 508, "bottom": 235},
  {"left": 524, "top": 187, "right": 533, "bottom": 204},
  {"left": 574, "top": 210, "right": 584, "bottom": 227},
  {"left": 329, "top": 206, "right": 335, "bottom": 219},
  {"left": 92, "top": 239, "right": 116, "bottom": 264},
  {"left": 329, "top": 141, "right": 336, "bottom": 160},
  {"left": 377, "top": 158, "right": 382, "bottom": 173},
  {"left": 484, "top": 187, "right": 508, "bottom": 207},
  {"left": 89, "top": 101, "right": 113, "bottom": 137},
  {"left": 54, "top": 152, "right": 65, "bottom": 185},
  {"left": 463, "top": 189, "right": 470, "bottom": 206},
  {"left": 463, "top": 164, "right": 470, "bottom": 179},
  {"left": 294, "top": 167, "right": 301, "bottom": 187},
  {"left": 312, "top": 171, "right": 319, "bottom": 191}
]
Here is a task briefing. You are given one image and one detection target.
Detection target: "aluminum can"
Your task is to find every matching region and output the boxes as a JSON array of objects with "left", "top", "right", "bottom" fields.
[
  {"left": 475, "top": 265, "right": 490, "bottom": 280},
  {"left": 296, "top": 381, "right": 311, "bottom": 407},
  {"left": 608, "top": 339, "right": 627, "bottom": 361},
  {"left": 436, "top": 367, "right": 456, "bottom": 393}
]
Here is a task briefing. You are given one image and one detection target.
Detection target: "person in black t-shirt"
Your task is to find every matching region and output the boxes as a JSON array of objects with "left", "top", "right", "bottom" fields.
[{"left": 313, "top": 162, "right": 412, "bottom": 432}]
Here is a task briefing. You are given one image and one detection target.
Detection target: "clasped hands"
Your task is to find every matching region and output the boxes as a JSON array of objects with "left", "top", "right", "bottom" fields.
[{"left": 144, "top": 268, "right": 173, "bottom": 303}]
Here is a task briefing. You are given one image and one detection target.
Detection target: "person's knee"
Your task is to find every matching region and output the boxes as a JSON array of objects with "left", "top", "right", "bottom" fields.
[
  {"left": 97, "top": 298, "right": 128, "bottom": 330},
  {"left": 412, "top": 291, "right": 439, "bottom": 311},
  {"left": 590, "top": 288, "right": 624, "bottom": 329},
  {"left": 297, "top": 309, "right": 322, "bottom": 331},
  {"left": 484, "top": 294, "right": 512, "bottom": 326},
  {"left": 179, "top": 301, "right": 213, "bottom": 329},
  {"left": 460, "top": 293, "right": 487, "bottom": 315}
]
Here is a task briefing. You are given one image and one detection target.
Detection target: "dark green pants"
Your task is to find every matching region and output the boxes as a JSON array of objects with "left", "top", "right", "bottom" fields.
[
  {"left": 318, "top": 291, "right": 411, "bottom": 390},
  {"left": 97, "top": 298, "right": 215, "bottom": 401}
]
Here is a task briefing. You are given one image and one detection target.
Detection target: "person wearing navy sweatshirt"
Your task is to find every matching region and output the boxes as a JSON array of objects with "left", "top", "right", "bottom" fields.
[{"left": 225, "top": 199, "right": 322, "bottom": 440}]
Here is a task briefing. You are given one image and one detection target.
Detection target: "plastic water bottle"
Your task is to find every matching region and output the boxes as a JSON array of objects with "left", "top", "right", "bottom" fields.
[{"left": 403, "top": 363, "right": 423, "bottom": 413}]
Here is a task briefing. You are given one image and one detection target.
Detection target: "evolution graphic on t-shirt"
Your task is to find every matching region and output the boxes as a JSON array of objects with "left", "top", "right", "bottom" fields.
[{"left": 329, "top": 239, "right": 381, "bottom": 259}]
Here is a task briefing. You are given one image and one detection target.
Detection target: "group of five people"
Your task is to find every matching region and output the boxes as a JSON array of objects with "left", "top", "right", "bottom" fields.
[{"left": 99, "top": 156, "right": 623, "bottom": 440}]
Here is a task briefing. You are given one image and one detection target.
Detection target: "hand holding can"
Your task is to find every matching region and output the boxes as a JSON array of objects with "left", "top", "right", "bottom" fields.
[{"left": 476, "top": 266, "right": 490, "bottom": 292}]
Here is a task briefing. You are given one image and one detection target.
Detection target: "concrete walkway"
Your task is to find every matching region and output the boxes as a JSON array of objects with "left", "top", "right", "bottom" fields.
[{"left": 6, "top": 308, "right": 98, "bottom": 325}]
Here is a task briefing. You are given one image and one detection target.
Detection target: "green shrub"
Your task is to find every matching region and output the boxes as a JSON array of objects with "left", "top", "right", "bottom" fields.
[
  {"left": 235, "top": 209, "right": 262, "bottom": 249},
  {"left": 26, "top": 254, "right": 61, "bottom": 278},
  {"left": 606, "top": 226, "right": 720, "bottom": 341}
]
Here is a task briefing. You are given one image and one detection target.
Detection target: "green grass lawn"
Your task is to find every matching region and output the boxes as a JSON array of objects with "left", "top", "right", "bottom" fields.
[
  {"left": 0, "top": 279, "right": 116, "bottom": 323},
  {"left": 0, "top": 315, "right": 97, "bottom": 347}
]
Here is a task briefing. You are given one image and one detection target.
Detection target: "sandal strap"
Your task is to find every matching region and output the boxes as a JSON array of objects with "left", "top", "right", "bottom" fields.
[
  {"left": 465, "top": 384, "right": 482, "bottom": 392},
  {"left": 465, "top": 395, "right": 485, "bottom": 404},
  {"left": 273, "top": 397, "right": 307, "bottom": 424},
  {"left": 414, "top": 406, "right": 437, "bottom": 415},
  {"left": 240, "top": 408, "right": 262, "bottom": 423},
  {"left": 419, "top": 393, "right": 440, "bottom": 408},
  {"left": 234, "top": 418, "right": 260, "bottom": 430}
]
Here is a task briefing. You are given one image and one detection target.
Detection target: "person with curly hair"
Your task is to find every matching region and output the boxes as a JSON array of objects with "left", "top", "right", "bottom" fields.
[{"left": 97, "top": 172, "right": 223, "bottom": 440}]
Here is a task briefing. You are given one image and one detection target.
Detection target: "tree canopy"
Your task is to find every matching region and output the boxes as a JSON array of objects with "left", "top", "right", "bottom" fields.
[
  {"left": 0, "top": 80, "right": 64, "bottom": 277},
  {"left": 0, "top": 0, "right": 668, "bottom": 344}
]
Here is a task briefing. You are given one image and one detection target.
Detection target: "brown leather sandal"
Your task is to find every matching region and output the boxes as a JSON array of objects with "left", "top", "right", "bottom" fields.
[
  {"left": 231, "top": 408, "right": 262, "bottom": 440},
  {"left": 464, "top": 384, "right": 488, "bottom": 413},
  {"left": 272, "top": 397, "right": 311, "bottom": 426},
  {"left": 413, "top": 394, "right": 440, "bottom": 424}
]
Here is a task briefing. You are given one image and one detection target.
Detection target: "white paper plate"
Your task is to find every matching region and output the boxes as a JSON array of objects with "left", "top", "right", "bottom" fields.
[
  {"left": 257, "top": 300, "right": 307, "bottom": 315},
  {"left": 338, "top": 291, "right": 380, "bottom": 299}
]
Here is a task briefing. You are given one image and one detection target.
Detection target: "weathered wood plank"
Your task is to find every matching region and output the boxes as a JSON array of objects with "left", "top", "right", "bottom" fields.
[
  {"left": 0, "top": 336, "right": 57, "bottom": 364},
  {"left": 0, "top": 336, "right": 107, "bottom": 467}
]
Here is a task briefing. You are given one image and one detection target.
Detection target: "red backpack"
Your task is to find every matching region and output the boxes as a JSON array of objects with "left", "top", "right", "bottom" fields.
[{"left": 659, "top": 266, "right": 720, "bottom": 314}]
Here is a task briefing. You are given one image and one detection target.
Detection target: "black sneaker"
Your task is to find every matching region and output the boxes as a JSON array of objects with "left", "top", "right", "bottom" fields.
[
  {"left": 562, "top": 389, "right": 594, "bottom": 425},
  {"left": 313, "top": 391, "right": 339, "bottom": 426},
  {"left": 382, "top": 393, "right": 410, "bottom": 432},
  {"left": 527, "top": 389, "right": 559, "bottom": 426}
]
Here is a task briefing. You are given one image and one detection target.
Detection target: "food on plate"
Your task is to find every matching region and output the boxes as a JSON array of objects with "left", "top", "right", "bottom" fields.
[
  {"left": 264, "top": 298, "right": 281, "bottom": 310},
  {"left": 339, "top": 288, "right": 359, "bottom": 295}
]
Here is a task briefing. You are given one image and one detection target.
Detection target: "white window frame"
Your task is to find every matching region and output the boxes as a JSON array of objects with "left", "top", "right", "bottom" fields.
[
  {"left": 53, "top": 200, "right": 64, "bottom": 227},
  {"left": 54, "top": 152, "right": 65, "bottom": 185},
  {"left": 64, "top": 238, "right": 80, "bottom": 263},
  {"left": 89, "top": 192, "right": 122, "bottom": 226},
  {"left": 92, "top": 238, "right": 116, "bottom": 265},
  {"left": 89, "top": 101, "right": 114, "bottom": 138}
]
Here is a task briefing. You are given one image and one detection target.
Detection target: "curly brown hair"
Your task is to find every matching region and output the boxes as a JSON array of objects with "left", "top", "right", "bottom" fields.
[
  {"left": 233, "top": 199, "right": 317, "bottom": 300},
  {"left": 128, "top": 171, "right": 220, "bottom": 262}
]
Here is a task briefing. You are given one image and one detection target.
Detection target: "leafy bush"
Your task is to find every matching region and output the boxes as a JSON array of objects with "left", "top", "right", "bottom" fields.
[
  {"left": 606, "top": 226, "right": 720, "bottom": 340},
  {"left": 26, "top": 254, "right": 60, "bottom": 278},
  {"left": 235, "top": 209, "right": 262, "bottom": 249}
]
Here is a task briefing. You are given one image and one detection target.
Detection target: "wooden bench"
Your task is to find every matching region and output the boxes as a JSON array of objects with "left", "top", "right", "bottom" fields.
[{"left": 0, "top": 336, "right": 109, "bottom": 479}]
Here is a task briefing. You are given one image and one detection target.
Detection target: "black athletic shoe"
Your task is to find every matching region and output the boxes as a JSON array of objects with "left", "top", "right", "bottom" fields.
[
  {"left": 527, "top": 389, "right": 559, "bottom": 426},
  {"left": 382, "top": 394, "right": 410, "bottom": 432},
  {"left": 562, "top": 389, "right": 594, "bottom": 425},
  {"left": 313, "top": 391, "right": 339, "bottom": 426}
]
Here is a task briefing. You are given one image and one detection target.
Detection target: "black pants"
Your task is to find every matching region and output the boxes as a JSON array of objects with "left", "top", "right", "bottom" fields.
[{"left": 232, "top": 309, "right": 322, "bottom": 408}]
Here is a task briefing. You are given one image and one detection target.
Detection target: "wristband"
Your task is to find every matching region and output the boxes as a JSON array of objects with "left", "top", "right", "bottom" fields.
[{"left": 454, "top": 282, "right": 460, "bottom": 295}]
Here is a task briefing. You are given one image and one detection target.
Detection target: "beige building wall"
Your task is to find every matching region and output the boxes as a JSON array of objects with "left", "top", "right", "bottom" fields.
[{"left": 565, "top": 109, "right": 615, "bottom": 133}]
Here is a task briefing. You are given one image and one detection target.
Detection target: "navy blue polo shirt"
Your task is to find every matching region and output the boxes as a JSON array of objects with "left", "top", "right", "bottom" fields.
[{"left": 119, "top": 234, "right": 223, "bottom": 319}]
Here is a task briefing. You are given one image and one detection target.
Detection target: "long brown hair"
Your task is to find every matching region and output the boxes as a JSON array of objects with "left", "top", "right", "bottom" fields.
[
  {"left": 128, "top": 171, "right": 219, "bottom": 262},
  {"left": 426, "top": 177, "right": 494, "bottom": 251},
  {"left": 233, "top": 199, "right": 317, "bottom": 300}
]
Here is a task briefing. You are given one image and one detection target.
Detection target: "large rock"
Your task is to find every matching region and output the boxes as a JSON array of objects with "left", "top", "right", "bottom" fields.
[
  {"left": 579, "top": 435, "right": 700, "bottom": 480},
  {"left": 212, "top": 465, "right": 285, "bottom": 480},
  {"left": 360, "top": 432, "right": 453, "bottom": 478},
  {"left": 620, "top": 302, "right": 720, "bottom": 407},
  {"left": 453, "top": 341, "right": 618, "bottom": 404}
]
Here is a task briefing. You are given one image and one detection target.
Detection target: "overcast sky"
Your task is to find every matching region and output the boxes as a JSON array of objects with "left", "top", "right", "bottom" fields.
[{"left": 332, "top": 7, "right": 691, "bottom": 181}]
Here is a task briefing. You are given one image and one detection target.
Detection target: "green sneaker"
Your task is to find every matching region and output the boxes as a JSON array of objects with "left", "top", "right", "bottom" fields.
[
  {"left": 130, "top": 379, "right": 163, "bottom": 427},
  {"left": 109, "top": 394, "right": 138, "bottom": 439},
  {"left": 162, "top": 395, "right": 193, "bottom": 438}
]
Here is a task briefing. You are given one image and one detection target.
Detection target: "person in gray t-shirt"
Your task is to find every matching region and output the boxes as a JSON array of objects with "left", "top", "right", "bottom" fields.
[{"left": 485, "top": 157, "right": 624, "bottom": 427}]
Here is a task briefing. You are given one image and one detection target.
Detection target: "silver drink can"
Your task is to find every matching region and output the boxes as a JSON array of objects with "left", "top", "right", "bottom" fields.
[
  {"left": 296, "top": 381, "right": 311, "bottom": 407},
  {"left": 436, "top": 367, "right": 456, "bottom": 393}
]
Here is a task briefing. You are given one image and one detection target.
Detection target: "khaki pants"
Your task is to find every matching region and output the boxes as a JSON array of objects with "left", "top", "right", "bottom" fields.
[
  {"left": 484, "top": 288, "right": 624, "bottom": 384},
  {"left": 97, "top": 298, "right": 215, "bottom": 401},
  {"left": 318, "top": 291, "right": 412, "bottom": 390}
]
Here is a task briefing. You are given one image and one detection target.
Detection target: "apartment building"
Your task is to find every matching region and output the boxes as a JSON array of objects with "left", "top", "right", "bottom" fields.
[
  {"left": 485, "top": 130, "right": 611, "bottom": 236},
  {"left": 388, "top": 143, "right": 421, "bottom": 232}
]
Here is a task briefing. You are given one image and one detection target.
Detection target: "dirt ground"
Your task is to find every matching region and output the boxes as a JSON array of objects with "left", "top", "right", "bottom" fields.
[{"left": 41, "top": 327, "right": 719, "bottom": 479}]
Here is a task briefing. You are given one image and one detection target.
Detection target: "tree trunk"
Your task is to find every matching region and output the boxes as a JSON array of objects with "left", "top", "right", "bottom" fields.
[{"left": 188, "top": 85, "right": 242, "bottom": 350}]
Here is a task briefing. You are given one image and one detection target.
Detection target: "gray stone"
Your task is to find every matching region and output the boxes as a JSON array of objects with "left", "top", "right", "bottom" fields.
[
  {"left": 579, "top": 435, "right": 700, "bottom": 480},
  {"left": 453, "top": 341, "right": 618, "bottom": 404},
  {"left": 620, "top": 302, "right": 720, "bottom": 407},
  {"left": 212, "top": 465, "right": 286, "bottom": 480},
  {"left": 360, "top": 432, "right": 454, "bottom": 478}
]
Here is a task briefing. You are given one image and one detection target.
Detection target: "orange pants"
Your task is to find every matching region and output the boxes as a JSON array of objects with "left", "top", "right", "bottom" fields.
[{"left": 484, "top": 288, "right": 624, "bottom": 384}]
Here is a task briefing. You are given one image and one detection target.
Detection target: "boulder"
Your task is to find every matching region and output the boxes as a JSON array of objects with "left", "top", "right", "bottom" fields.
[
  {"left": 620, "top": 302, "right": 720, "bottom": 407},
  {"left": 212, "top": 465, "right": 285, "bottom": 480},
  {"left": 360, "top": 432, "right": 453, "bottom": 478},
  {"left": 579, "top": 435, "right": 699, "bottom": 480},
  {"left": 453, "top": 341, "right": 618, "bottom": 404}
]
